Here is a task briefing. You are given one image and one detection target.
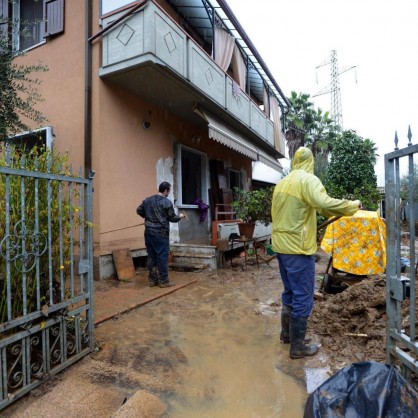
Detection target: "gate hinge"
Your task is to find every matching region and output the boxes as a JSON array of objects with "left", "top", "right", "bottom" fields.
[{"left": 389, "top": 276, "right": 410, "bottom": 301}]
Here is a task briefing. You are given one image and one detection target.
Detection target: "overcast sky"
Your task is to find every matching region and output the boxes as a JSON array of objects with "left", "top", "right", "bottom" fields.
[{"left": 226, "top": 0, "right": 418, "bottom": 186}]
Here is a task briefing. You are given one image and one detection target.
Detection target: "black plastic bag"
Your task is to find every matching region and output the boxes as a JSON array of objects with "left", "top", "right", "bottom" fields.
[{"left": 304, "top": 361, "right": 418, "bottom": 418}]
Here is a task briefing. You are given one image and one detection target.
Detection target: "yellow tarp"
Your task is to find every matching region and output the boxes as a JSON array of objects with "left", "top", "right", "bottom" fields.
[{"left": 320, "top": 210, "right": 386, "bottom": 275}]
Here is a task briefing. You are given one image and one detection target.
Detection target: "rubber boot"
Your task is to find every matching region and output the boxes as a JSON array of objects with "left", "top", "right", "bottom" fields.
[
  {"left": 280, "top": 305, "right": 312, "bottom": 344},
  {"left": 280, "top": 304, "right": 291, "bottom": 343},
  {"left": 148, "top": 267, "right": 159, "bottom": 287},
  {"left": 290, "top": 317, "right": 319, "bottom": 359}
]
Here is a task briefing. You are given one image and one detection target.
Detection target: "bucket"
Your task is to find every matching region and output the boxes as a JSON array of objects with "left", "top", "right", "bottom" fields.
[{"left": 266, "top": 244, "right": 275, "bottom": 256}]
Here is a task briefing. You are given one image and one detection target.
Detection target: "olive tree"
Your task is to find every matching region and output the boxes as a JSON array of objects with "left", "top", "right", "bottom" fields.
[{"left": 0, "top": 16, "right": 48, "bottom": 140}]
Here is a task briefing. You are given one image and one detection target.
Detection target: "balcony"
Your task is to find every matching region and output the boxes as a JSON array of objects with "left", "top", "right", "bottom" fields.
[{"left": 99, "top": 1, "right": 285, "bottom": 159}]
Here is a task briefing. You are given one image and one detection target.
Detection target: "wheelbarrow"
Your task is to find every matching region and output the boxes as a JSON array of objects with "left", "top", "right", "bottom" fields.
[
  {"left": 321, "top": 254, "right": 369, "bottom": 294},
  {"left": 318, "top": 210, "right": 386, "bottom": 294}
]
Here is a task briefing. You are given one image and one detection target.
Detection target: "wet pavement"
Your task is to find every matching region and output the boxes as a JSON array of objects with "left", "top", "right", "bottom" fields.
[
  {"left": 93, "top": 270, "right": 199, "bottom": 325},
  {"left": 3, "top": 265, "right": 330, "bottom": 417}
]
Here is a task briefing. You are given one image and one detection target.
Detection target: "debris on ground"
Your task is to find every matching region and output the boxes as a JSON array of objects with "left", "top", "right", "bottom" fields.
[{"left": 310, "top": 278, "right": 387, "bottom": 372}]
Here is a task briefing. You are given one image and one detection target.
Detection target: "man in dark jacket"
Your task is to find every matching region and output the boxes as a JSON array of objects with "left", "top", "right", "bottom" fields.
[{"left": 137, "top": 182, "right": 185, "bottom": 288}]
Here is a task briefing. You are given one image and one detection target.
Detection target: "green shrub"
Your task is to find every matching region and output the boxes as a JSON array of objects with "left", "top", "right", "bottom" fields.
[{"left": 231, "top": 187, "right": 273, "bottom": 226}]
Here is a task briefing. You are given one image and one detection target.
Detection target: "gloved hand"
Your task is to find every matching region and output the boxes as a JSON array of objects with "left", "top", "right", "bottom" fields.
[{"left": 354, "top": 200, "right": 363, "bottom": 209}]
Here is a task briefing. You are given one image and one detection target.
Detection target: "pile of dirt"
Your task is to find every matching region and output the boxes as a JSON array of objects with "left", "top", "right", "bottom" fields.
[{"left": 309, "top": 278, "right": 387, "bottom": 371}]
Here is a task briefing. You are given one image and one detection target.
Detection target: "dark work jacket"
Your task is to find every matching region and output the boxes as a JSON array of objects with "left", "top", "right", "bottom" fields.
[{"left": 137, "top": 194, "right": 181, "bottom": 238}]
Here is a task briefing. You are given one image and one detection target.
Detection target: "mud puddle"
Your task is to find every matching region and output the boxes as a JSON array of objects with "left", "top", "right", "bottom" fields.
[{"left": 93, "top": 270, "right": 328, "bottom": 416}]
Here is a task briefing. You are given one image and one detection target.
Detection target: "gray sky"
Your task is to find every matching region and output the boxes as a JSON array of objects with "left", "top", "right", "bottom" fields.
[{"left": 226, "top": 0, "right": 418, "bottom": 186}]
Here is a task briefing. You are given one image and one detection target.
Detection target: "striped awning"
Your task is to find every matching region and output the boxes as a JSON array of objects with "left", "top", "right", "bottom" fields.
[
  {"left": 196, "top": 108, "right": 258, "bottom": 160},
  {"left": 256, "top": 148, "right": 283, "bottom": 171},
  {"left": 195, "top": 108, "right": 282, "bottom": 171}
]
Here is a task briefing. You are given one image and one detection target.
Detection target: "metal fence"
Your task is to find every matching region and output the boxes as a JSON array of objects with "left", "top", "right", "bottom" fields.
[
  {"left": 385, "top": 127, "right": 418, "bottom": 386},
  {"left": 0, "top": 149, "right": 94, "bottom": 410}
]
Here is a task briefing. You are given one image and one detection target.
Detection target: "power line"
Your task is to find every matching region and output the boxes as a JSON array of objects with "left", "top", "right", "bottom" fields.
[{"left": 313, "top": 50, "right": 356, "bottom": 129}]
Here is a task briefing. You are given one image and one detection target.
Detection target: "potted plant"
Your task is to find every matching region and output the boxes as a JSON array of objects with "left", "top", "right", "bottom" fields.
[{"left": 231, "top": 187, "right": 273, "bottom": 238}]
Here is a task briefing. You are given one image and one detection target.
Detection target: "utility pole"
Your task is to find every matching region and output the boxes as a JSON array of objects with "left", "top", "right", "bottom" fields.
[{"left": 314, "top": 50, "right": 356, "bottom": 129}]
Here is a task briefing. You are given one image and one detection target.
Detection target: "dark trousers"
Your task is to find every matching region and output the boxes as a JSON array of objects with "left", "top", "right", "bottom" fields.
[
  {"left": 276, "top": 253, "right": 315, "bottom": 318},
  {"left": 145, "top": 231, "right": 170, "bottom": 284}
]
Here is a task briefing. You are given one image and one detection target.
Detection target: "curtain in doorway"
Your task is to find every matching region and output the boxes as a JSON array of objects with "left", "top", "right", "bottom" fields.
[
  {"left": 231, "top": 44, "right": 247, "bottom": 91},
  {"left": 263, "top": 86, "right": 270, "bottom": 116},
  {"left": 270, "top": 96, "right": 285, "bottom": 155},
  {"left": 214, "top": 27, "right": 235, "bottom": 71}
]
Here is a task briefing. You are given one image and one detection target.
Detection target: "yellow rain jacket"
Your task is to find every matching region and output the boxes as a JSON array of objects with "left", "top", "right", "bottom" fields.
[{"left": 271, "top": 147, "right": 360, "bottom": 255}]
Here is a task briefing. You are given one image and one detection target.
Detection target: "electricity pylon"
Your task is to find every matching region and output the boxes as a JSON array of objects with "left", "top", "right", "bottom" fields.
[{"left": 314, "top": 50, "right": 356, "bottom": 129}]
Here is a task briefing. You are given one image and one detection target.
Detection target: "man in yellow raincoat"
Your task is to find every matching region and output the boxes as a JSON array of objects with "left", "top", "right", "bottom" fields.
[{"left": 271, "top": 147, "right": 361, "bottom": 359}]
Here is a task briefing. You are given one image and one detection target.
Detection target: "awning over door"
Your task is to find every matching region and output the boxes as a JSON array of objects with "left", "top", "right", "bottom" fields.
[
  {"left": 256, "top": 148, "right": 283, "bottom": 171},
  {"left": 195, "top": 108, "right": 258, "bottom": 160},
  {"left": 195, "top": 107, "right": 282, "bottom": 171}
]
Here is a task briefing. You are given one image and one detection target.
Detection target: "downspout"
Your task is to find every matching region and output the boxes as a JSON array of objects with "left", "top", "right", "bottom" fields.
[{"left": 84, "top": 0, "right": 92, "bottom": 177}]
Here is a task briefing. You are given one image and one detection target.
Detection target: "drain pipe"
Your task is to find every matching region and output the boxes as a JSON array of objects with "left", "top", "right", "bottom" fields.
[{"left": 84, "top": 0, "right": 92, "bottom": 177}]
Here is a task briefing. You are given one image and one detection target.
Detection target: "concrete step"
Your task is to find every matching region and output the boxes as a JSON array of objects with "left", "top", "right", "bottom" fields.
[{"left": 170, "top": 243, "right": 217, "bottom": 270}]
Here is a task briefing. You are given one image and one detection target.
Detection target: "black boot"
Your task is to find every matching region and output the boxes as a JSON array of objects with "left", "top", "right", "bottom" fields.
[
  {"left": 280, "top": 305, "right": 312, "bottom": 344},
  {"left": 148, "top": 267, "right": 159, "bottom": 287},
  {"left": 290, "top": 316, "right": 318, "bottom": 359},
  {"left": 280, "top": 304, "right": 291, "bottom": 343}
]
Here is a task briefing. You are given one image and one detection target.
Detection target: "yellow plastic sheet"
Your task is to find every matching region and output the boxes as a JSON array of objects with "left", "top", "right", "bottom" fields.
[{"left": 320, "top": 210, "right": 386, "bottom": 275}]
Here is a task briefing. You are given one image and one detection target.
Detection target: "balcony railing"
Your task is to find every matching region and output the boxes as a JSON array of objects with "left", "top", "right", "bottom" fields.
[{"left": 99, "top": 1, "right": 284, "bottom": 152}]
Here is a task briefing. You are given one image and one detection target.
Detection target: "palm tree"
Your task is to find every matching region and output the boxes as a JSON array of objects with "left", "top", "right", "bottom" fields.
[
  {"left": 363, "top": 138, "right": 379, "bottom": 164},
  {"left": 285, "top": 92, "right": 316, "bottom": 158},
  {"left": 285, "top": 92, "right": 340, "bottom": 172}
]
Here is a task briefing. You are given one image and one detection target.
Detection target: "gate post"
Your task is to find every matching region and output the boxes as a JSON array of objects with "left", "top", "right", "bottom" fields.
[
  {"left": 86, "top": 170, "right": 95, "bottom": 350},
  {"left": 384, "top": 127, "right": 418, "bottom": 385}
]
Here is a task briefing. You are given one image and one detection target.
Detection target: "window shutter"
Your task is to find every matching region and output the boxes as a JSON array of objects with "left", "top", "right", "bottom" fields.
[
  {"left": 0, "top": 0, "right": 10, "bottom": 44},
  {"left": 44, "top": 0, "right": 64, "bottom": 37}
]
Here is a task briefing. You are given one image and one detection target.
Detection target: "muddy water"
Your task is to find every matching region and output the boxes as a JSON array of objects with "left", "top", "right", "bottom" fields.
[
  {"left": 95, "top": 271, "right": 318, "bottom": 417},
  {"left": 165, "top": 285, "right": 306, "bottom": 417}
]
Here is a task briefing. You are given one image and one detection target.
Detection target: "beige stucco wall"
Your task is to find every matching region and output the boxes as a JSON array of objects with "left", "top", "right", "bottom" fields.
[
  {"left": 14, "top": 0, "right": 253, "bottom": 265},
  {"left": 95, "top": 80, "right": 251, "bottom": 255},
  {"left": 15, "top": 4, "right": 85, "bottom": 168}
]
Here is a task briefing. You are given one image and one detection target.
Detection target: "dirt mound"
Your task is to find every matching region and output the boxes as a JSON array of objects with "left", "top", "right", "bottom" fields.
[{"left": 310, "top": 278, "right": 387, "bottom": 371}]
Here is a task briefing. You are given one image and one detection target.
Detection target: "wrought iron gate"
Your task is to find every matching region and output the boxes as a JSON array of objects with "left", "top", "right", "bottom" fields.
[
  {"left": 0, "top": 150, "right": 94, "bottom": 410},
  {"left": 385, "top": 127, "right": 418, "bottom": 386}
]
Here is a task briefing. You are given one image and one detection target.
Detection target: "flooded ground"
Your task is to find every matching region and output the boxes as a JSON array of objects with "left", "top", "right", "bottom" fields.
[
  {"left": 88, "top": 265, "right": 328, "bottom": 417},
  {"left": 4, "top": 261, "right": 333, "bottom": 417}
]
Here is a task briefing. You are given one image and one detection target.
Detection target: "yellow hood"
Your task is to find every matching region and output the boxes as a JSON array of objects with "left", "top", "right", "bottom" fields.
[{"left": 292, "top": 147, "right": 314, "bottom": 174}]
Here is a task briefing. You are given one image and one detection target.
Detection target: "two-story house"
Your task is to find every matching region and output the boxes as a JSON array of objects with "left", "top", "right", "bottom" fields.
[{"left": 2, "top": 0, "right": 289, "bottom": 278}]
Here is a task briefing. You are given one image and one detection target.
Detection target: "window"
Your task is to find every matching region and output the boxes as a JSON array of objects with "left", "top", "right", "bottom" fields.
[
  {"left": 13, "top": 0, "right": 44, "bottom": 50},
  {"left": 6, "top": 126, "right": 54, "bottom": 152},
  {"left": 101, "top": 0, "right": 136, "bottom": 16},
  {"left": 2, "top": 0, "right": 64, "bottom": 51},
  {"left": 228, "top": 169, "right": 241, "bottom": 191},
  {"left": 177, "top": 145, "right": 208, "bottom": 207}
]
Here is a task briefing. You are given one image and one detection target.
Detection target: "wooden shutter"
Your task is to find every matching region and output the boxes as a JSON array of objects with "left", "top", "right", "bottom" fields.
[
  {"left": 0, "top": 0, "right": 10, "bottom": 45},
  {"left": 44, "top": 0, "right": 64, "bottom": 37}
]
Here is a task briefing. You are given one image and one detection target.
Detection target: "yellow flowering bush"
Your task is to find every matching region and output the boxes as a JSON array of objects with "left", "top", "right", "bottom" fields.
[{"left": 0, "top": 145, "right": 80, "bottom": 323}]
